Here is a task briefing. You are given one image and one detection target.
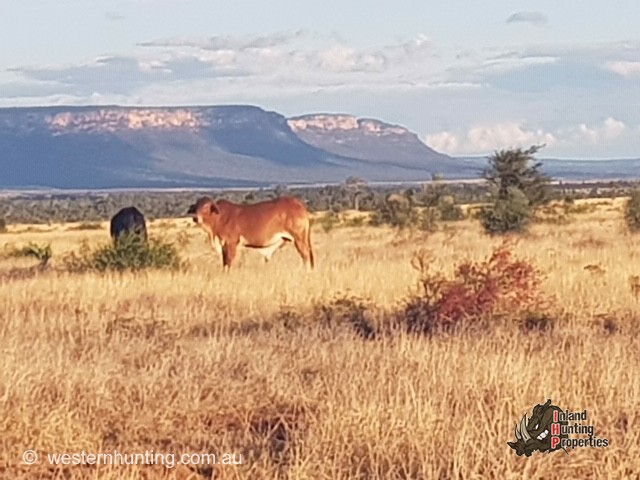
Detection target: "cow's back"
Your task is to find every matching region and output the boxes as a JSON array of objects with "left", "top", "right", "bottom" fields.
[{"left": 219, "top": 197, "right": 309, "bottom": 241}]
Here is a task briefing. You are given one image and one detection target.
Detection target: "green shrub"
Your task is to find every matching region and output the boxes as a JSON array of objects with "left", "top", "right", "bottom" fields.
[
  {"left": 344, "top": 216, "right": 365, "bottom": 227},
  {"left": 624, "top": 189, "right": 640, "bottom": 232},
  {"left": 478, "top": 187, "right": 532, "bottom": 234},
  {"left": 437, "top": 201, "right": 465, "bottom": 221},
  {"left": 563, "top": 201, "right": 595, "bottom": 215},
  {"left": 370, "top": 194, "right": 437, "bottom": 232},
  {"left": 273, "top": 294, "right": 377, "bottom": 339},
  {"left": 318, "top": 212, "right": 340, "bottom": 233},
  {"left": 520, "top": 311, "right": 555, "bottom": 333},
  {"left": 370, "top": 195, "right": 416, "bottom": 229},
  {"left": 314, "top": 294, "right": 376, "bottom": 340},
  {"left": 8, "top": 242, "right": 52, "bottom": 267},
  {"left": 417, "top": 207, "right": 439, "bottom": 233},
  {"left": 62, "top": 234, "right": 182, "bottom": 272}
]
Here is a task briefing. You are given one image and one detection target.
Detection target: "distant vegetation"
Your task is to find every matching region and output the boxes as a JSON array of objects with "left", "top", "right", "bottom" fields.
[
  {"left": 624, "top": 188, "right": 640, "bottom": 233},
  {"left": 1, "top": 181, "right": 636, "bottom": 226},
  {"left": 0, "top": 149, "right": 638, "bottom": 231}
]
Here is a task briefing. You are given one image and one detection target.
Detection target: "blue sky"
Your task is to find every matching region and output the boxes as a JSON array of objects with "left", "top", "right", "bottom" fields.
[{"left": 1, "top": 0, "right": 639, "bottom": 158}]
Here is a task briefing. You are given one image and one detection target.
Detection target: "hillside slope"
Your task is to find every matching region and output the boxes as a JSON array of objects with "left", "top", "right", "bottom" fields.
[{"left": 0, "top": 105, "right": 472, "bottom": 188}]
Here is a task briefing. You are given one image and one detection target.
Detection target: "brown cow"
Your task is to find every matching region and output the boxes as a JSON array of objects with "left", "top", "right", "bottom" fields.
[{"left": 188, "top": 196, "right": 314, "bottom": 270}]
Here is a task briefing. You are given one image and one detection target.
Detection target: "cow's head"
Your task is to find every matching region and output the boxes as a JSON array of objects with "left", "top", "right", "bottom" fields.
[{"left": 187, "top": 197, "right": 220, "bottom": 226}]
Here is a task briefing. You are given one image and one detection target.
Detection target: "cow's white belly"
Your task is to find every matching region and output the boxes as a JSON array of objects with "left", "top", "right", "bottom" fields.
[
  {"left": 254, "top": 240, "right": 285, "bottom": 260},
  {"left": 240, "top": 233, "right": 293, "bottom": 260}
]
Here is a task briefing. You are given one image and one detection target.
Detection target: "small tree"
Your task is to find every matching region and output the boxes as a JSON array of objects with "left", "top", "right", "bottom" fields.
[
  {"left": 624, "top": 188, "right": 640, "bottom": 232},
  {"left": 370, "top": 190, "right": 439, "bottom": 233},
  {"left": 344, "top": 176, "right": 368, "bottom": 211},
  {"left": 418, "top": 174, "right": 465, "bottom": 222},
  {"left": 479, "top": 145, "right": 551, "bottom": 234},
  {"left": 370, "top": 192, "right": 417, "bottom": 229},
  {"left": 272, "top": 184, "right": 288, "bottom": 198},
  {"left": 484, "top": 145, "right": 551, "bottom": 207}
]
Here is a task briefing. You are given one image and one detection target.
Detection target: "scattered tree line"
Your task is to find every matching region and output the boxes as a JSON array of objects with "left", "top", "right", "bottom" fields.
[
  {"left": 0, "top": 182, "right": 486, "bottom": 226},
  {"left": 1, "top": 146, "right": 640, "bottom": 235}
]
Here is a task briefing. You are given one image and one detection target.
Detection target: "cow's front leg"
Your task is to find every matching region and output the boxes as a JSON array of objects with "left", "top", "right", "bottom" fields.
[
  {"left": 222, "top": 241, "right": 238, "bottom": 271},
  {"left": 208, "top": 232, "right": 222, "bottom": 255}
]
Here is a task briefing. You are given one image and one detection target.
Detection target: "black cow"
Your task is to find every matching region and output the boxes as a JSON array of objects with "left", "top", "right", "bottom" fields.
[{"left": 110, "top": 206, "right": 147, "bottom": 244}]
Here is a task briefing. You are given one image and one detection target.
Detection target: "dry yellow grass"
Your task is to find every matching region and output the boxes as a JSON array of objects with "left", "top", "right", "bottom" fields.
[{"left": 1, "top": 199, "right": 640, "bottom": 479}]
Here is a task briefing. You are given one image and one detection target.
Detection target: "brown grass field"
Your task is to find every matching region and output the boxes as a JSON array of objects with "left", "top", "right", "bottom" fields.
[{"left": 1, "top": 198, "right": 639, "bottom": 479}]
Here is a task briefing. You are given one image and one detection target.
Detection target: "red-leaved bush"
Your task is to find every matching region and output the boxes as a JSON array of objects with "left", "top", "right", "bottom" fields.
[{"left": 403, "top": 241, "right": 546, "bottom": 334}]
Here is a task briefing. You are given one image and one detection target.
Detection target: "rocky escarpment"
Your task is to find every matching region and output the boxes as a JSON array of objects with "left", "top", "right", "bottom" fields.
[{"left": 288, "top": 113, "right": 452, "bottom": 170}]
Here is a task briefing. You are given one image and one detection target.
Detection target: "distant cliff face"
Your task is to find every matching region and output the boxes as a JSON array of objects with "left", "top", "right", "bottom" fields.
[
  {"left": 46, "top": 108, "right": 204, "bottom": 133},
  {"left": 0, "top": 106, "right": 205, "bottom": 135},
  {"left": 288, "top": 113, "right": 451, "bottom": 169},
  {"left": 288, "top": 114, "right": 409, "bottom": 137}
]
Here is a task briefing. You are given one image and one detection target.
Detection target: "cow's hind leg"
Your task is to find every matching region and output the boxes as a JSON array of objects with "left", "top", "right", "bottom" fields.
[{"left": 293, "top": 229, "right": 314, "bottom": 270}]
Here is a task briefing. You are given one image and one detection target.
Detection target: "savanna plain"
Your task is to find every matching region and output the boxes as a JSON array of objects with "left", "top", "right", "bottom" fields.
[{"left": 1, "top": 198, "right": 639, "bottom": 479}]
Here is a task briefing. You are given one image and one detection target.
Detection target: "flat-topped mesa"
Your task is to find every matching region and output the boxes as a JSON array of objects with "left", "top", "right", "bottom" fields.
[
  {"left": 287, "top": 114, "right": 409, "bottom": 136},
  {"left": 46, "top": 108, "right": 205, "bottom": 133}
]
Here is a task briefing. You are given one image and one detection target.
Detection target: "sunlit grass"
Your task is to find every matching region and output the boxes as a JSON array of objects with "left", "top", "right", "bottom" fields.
[{"left": 1, "top": 199, "right": 639, "bottom": 479}]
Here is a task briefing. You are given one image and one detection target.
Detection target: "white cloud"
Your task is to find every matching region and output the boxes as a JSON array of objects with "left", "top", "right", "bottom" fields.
[
  {"left": 575, "top": 124, "right": 598, "bottom": 144},
  {"left": 425, "top": 131, "right": 459, "bottom": 153},
  {"left": 605, "top": 61, "right": 640, "bottom": 77},
  {"left": 602, "top": 117, "right": 626, "bottom": 139},
  {"left": 426, "top": 117, "right": 629, "bottom": 155},
  {"left": 467, "top": 123, "right": 556, "bottom": 151},
  {"left": 316, "top": 45, "right": 386, "bottom": 72},
  {"left": 137, "top": 31, "right": 438, "bottom": 77},
  {"left": 426, "top": 122, "right": 556, "bottom": 154},
  {"left": 559, "top": 117, "right": 627, "bottom": 144},
  {"left": 5, "top": 32, "right": 445, "bottom": 99}
]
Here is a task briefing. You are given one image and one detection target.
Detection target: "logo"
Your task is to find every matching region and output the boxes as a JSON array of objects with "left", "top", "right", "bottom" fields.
[{"left": 507, "top": 399, "right": 609, "bottom": 457}]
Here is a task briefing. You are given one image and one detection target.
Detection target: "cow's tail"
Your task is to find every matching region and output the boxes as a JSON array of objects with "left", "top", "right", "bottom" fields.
[{"left": 306, "top": 218, "right": 315, "bottom": 269}]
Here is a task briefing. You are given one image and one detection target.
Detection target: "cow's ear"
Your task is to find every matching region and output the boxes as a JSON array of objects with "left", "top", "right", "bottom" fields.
[{"left": 209, "top": 202, "right": 220, "bottom": 215}]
